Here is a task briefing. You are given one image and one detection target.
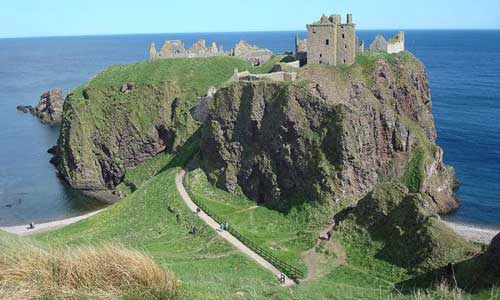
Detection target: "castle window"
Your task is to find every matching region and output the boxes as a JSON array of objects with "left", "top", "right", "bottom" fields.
[
  {"left": 326, "top": 39, "right": 329, "bottom": 45},
  {"left": 342, "top": 33, "right": 345, "bottom": 39},
  {"left": 343, "top": 59, "right": 346, "bottom": 64},
  {"left": 319, "top": 54, "right": 322, "bottom": 58},
  {"left": 345, "top": 44, "right": 347, "bottom": 49}
]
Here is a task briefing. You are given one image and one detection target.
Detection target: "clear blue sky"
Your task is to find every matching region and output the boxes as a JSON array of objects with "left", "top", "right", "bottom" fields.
[{"left": 2, "top": 0, "right": 499, "bottom": 38}]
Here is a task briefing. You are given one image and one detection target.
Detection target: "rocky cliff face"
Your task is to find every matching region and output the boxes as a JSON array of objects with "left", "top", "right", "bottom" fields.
[
  {"left": 16, "top": 89, "right": 65, "bottom": 125},
  {"left": 50, "top": 57, "right": 265, "bottom": 203},
  {"left": 53, "top": 82, "right": 197, "bottom": 203},
  {"left": 343, "top": 182, "right": 474, "bottom": 271},
  {"left": 33, "top": 89, "right": 65, "bottom": 124},
  {"left": 200, "top": 53, "right": 459, "bottom": 214}
]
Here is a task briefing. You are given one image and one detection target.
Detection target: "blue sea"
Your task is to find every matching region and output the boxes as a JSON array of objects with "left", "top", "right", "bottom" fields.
[{"left": 0, "top": 31, "right": 498, "bottom": 227}]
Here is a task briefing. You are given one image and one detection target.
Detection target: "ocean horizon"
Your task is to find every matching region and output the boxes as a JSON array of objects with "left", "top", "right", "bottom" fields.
[{"left": 0, "top": 30, "right": 499, "bottom": 227}]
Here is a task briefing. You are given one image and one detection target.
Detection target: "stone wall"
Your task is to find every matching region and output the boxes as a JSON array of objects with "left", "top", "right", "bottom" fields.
[
  {"left": 307, "top": 16, "right": 338, "bottom": 65},
  {"left": 336, "top": 24, "right": 356, "bottom": 65},
  {"left": 370, "top": 32, "right": 405, "bottom": 54},
  {"left": 230, "top": 68, "right": 297, "bottom": 82},
  {"left": 387, "top": 32, "right": 405, "bottom": 54},
  {"left": 370, "top": 35, "right": 388, "bottom": 52},
  {"left": 149, "top": 39, "right": 273, "bottom": 66},
  {"left": 356, "top": 37, "right": 365, "bottom": 52},
  {"left": 295, "top": 35, "right": 308, "bottom": 65}
]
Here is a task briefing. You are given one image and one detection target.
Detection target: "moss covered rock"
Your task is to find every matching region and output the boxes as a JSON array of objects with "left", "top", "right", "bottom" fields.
[
  {"left": 346, "top": 182, "right": 475, "bottom": 271},
  {"left": 53, "top": 57, "right": 276, "bottom": 202}
]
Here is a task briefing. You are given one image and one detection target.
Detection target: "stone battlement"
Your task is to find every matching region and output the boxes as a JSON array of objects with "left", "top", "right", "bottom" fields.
[{"left": 149, "top": 39, "right": 273, "bottom": 66}]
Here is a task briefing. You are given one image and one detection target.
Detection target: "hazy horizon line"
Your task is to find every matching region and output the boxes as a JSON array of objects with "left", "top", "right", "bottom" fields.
[{"left": 1, "top": 28, "right": 499, "bottom": 40}]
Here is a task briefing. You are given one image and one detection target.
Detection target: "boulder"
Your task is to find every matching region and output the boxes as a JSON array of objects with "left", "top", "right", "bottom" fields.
[{"left": 32, "top": 88, "right": 65, "bottom": 124}]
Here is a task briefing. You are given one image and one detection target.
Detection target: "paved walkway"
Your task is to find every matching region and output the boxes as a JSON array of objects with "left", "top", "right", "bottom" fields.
[
  {"left": 0, "top": 209, "right": 105, "bottom": 236},
  {"left": 175, "top": 169, "right": 295, "bottom": 287}
]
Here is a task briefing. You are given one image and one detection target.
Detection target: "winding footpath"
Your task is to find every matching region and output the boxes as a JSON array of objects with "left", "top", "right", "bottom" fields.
[
  {"left": 0, "top": 209, "right": 105, "bottom": 236},
  {"left": 175, "top": 169, "right": 295, "bottom": 287}
]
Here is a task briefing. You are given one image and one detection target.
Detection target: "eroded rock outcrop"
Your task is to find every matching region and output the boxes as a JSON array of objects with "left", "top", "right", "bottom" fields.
[
  {"left": 52, "top": 82, "right": 197, "bottom": 203},
  {"left": 341, "top": 182, "right": 475, "bottom": 271},
  {"left": 17, "top": 89, "right": 65, "bottom": 125},
  {"left": 200, "top": 53, "right": 459, "bottom": 214}
]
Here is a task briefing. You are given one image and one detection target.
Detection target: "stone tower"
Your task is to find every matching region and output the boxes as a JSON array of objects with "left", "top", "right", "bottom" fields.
[
  {"left": 149, "top": 42, "right": 157, "bottom": 60},
  {"left": 306, "top": 13, "right": 356, "bottom": 66}
]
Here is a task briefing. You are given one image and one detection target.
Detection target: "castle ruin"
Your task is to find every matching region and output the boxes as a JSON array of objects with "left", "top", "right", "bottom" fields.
[
  {"left": 295, "top": 14, "right": 405, "bottom": 66},
  {"left": 149, "top": 39, "right": 273, "bottom": 66},
  {"left": 370, "top": 32, "right": 405, "bottom": 54},
  {"left": 305, "top": 14, "right": 357, "bottom": 66}
]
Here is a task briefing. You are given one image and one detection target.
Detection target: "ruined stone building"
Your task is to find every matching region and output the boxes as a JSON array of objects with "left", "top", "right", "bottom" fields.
[
  {"left": 149, "top": 39, "right": 273, "bottom": 66},
  {"left": 295, "top": 14, "right": 406, "bottom": 66},
  {"left": 370, "top": 32, "right": 405, "bottom": 54},
  {"left": 306, "top": 14, "right": 357, "bottom": 66},
  {"left": 295, "top": 34, "right": 307, "bottom": 66}
]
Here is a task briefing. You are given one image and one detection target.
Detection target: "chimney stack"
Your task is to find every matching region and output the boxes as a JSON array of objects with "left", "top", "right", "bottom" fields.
[{"left": 347, "top": 13, "right": 353, "bottom": 24}]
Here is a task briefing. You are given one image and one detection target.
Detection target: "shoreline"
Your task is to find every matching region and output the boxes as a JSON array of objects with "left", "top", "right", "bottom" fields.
[
  {"left": 441, "top": 219, "right": 499, "bottom": 245},
  {"left": 0, "top": 208, "right": 106, "bottom": 236}
]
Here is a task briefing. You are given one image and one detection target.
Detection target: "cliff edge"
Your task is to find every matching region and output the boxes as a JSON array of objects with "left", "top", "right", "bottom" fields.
[{"left": 200, "top": 52, "right": 458, "bottom": 214}]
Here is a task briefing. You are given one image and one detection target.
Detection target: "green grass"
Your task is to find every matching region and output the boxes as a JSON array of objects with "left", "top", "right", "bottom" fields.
[
  {"left": 184, "top": 168, "right": 320, "bottom": 272},
  {"left": 402, "top": 148, "right": 425, "bottom": 193},
  {"left": 1, "top": 145, "right": 494, "bottom": 300},
  {"left": 4, "top": 54, "right": 499, "bottom": 299},
  {"left": 72, "top": 55, "right": 283, "bottom": 100}
]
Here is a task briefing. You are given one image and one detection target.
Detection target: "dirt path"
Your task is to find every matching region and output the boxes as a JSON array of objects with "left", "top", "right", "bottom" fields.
[
  {"left": 0, "top": 209, "right": 105, "bottom": 236},
  {"left": 176, "top": 169, "right": 295, "bottom": 287},
  {"left": 301, "top": 224, "right": 347, "bottom": 283}
]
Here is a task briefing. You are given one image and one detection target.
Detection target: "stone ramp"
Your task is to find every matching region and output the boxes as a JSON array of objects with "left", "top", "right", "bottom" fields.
[{"left": 175, "top": 169, "right": 295, "bottom": 287}]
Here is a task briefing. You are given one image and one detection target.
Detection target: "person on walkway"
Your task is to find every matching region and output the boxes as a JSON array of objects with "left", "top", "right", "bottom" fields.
[
  {"left": 27, "top": 222, "right": 35, "bottom": 230},
  {"left": 279, "top": 273, "right": 286, "bottom": 284},
  {"left": 326, "top": 230, "right": 332, "bottom": 241},
  {"left": 196, "top": 207, "right": 201, "bottom": 214}
]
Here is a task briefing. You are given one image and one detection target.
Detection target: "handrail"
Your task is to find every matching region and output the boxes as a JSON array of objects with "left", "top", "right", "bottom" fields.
[{"left": 183, "top": 175, "right": 304, "bottom": 279}]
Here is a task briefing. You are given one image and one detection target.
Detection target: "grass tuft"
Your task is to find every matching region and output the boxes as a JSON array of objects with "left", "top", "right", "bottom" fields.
[{"left": 0, "top": 239, "right": 179, "bottom": 300}]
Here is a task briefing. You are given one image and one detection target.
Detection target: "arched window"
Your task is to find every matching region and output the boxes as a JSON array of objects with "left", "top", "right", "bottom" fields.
[{"left": 326, "top": 39, "right": 329, "bottom": 45}]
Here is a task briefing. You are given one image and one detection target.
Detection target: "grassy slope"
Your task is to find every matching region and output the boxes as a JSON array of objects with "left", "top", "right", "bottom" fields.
[
  {"left": 57, "top": 55, "right": 284, "bottom": 190},
  {"left": 4, "top": 54, "right": 493, "bottom": 300},
  {"left": 34, "top": 148, "right": 405, "bottom": 300}
]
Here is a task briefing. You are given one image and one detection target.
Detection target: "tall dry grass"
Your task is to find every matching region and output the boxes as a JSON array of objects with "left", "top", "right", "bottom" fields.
[{"left": 0, "top": 242, "right": 179, "bottom": 300}]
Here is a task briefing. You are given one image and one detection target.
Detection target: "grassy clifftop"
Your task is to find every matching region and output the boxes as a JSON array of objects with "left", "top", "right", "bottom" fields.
[
  {"left": 16, "top": 53, "right": 497, "bottom": 299},
  {"left": 54, "top": 56, "right": 282, "bottom": 202}
]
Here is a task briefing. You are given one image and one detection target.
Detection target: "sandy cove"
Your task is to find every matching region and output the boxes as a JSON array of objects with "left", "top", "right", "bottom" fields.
[{"left": 0, "top": 209, "right": 105, "bottom": 236}]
